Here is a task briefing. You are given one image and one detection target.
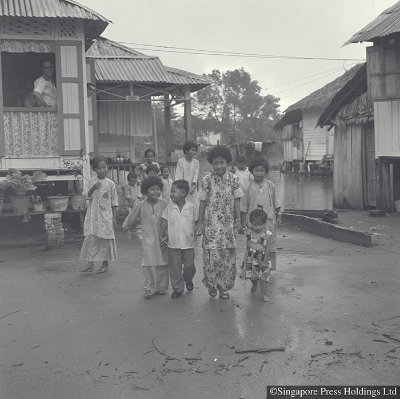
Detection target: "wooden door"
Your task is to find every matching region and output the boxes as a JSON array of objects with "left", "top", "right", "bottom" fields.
[
  {"left": 362, "top": 123, "right": 377, "bottom": 207},
  {"left": 0, "top": 51, "right": 4, "bottom": 156}
]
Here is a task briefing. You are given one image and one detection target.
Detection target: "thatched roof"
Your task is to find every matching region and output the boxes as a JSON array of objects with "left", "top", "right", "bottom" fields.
[
  {"left": 335, "top": 92, "right": 374, "bottom": 126},
  {"left": 317, "top": 63, "right": 367, "bottom": 128},
  {"left": 274, "top": 63, "right": 365, "bottom": 130}
]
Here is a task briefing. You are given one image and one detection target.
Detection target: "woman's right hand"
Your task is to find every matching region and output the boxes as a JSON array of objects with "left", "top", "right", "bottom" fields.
[{"left": 195, "top": 221, "right": 203, "bottom": 236}]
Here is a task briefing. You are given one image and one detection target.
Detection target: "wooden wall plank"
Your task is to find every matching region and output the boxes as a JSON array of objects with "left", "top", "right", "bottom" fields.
[
  {"left": 62, "top": 82, "right": 79, "bottom": 114},
  {"left": 351, "top": 125, "right": 364, "bottom": 208},
  {"left": 0, "top": 52, "right": 4, "bottom": 156},
  {"left": 333, "top": 126, "right": 341, "bottom": 208},
  {"left": 61, "top": 45, "right": 78, "bottom": 78},
  {"left": 302, "top": 110, "right": 328, "bottom": 161},
  {"left": 63, "top": 119, "right": 80, "bottom": 151}
]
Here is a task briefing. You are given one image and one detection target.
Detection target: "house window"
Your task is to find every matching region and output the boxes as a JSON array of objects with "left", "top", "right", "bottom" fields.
[{"left": 1, "top": 52, "right": 56, "bottom": 108}]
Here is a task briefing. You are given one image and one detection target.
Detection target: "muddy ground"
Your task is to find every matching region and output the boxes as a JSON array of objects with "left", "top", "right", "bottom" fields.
[{"left": 0, "top": 222, "right": 399, "bottom": 399}]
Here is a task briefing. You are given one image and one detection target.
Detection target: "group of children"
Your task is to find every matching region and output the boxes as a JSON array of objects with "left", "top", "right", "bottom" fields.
[{"left": 79, "top": 143, "right": 281, "bottom": 303}]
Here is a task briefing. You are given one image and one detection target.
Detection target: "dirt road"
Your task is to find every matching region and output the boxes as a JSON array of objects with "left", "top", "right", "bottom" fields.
[{"left": 0, "top": 225, "right": 399, "bottom": 399}]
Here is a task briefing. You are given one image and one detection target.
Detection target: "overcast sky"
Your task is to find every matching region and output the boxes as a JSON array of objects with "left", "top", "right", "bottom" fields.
[{"left": 80, "top": 0, "right": 395, "bottom": 111}]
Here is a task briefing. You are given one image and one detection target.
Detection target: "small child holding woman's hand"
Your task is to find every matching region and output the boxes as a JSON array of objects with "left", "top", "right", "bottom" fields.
[
  {"left": 122, "top": 176, "right": 169, "bottom": 299},
  {"left": 241, "top": 207, "right": 274, "bottom": 302}
]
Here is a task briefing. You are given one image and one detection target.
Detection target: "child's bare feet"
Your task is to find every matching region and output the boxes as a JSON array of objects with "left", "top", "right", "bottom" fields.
[
  {"left": 97, "top": 262, "right": 109, "bottom": 273},
  {"left": 156, "top": 290, "right": 166, "bottom": 295},
  {"left": 262, "top": 295, "right": 270, "bottom": 302},
  {"left": 260, "top": 281, "right": 269, "bottom": 302},
  {"left": 250, "top": 280, "right": 258, "bottom": 294},
  {"left": 80, "top": 262, "right": 94, "bottom": 272},
  {"left": 171, "top": 290, "right": 183, "bottom": 298}
]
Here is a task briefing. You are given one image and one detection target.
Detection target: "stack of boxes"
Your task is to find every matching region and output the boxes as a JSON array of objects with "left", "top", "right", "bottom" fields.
[{"left": 44, "top": 213, "right": 64, "bottom": 249}]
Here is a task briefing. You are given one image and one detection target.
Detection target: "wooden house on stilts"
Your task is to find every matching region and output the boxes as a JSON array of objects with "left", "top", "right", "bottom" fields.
[
  {"left": 345, "top": 1, "right": 400, "bottom": 211},
  {"left": 274, "top": 64, "right": 364, "bottom": 172},
  {"left": 0, "top": 0, "right": 109, "bottom": 182},
  {"left": 317, "top": 63, "right": 377, "bottom": 209}
]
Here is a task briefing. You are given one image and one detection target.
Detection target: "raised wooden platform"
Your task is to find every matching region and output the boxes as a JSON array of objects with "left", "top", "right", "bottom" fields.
[{"left": 281, "top": 212, "right": 372, "bottom": 247}]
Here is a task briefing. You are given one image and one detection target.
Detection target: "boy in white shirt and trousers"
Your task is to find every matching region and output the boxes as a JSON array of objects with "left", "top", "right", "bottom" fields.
[{"left": 160, "top": 180, "right": 197, "bottom": 298}]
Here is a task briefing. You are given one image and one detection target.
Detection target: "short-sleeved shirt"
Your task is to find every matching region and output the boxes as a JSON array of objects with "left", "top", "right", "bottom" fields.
[
  {"left": 175, "top": 157, "right": 199, "bottom": 186},
  {"left": 162, "top": 201, "right": 197, "bottom": 249},
  {"left": 33, "top": 76, "right": 57, "bottom": 106}
]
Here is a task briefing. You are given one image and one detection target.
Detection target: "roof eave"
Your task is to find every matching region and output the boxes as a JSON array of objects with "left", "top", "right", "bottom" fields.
[{"left": 273, "top": 109, "right": 303, "bottom": 131}]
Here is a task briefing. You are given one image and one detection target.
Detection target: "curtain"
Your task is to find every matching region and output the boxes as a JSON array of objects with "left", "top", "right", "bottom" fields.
[{"left": 98, "top": 101, "right": 153, "bottom": 137}]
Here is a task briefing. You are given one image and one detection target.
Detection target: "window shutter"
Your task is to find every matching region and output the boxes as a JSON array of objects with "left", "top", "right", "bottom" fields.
[
  {"left": 56, "top": 41, "right": 85, "bottom": 155},
  {"left": 0, "top": 52, "right": 4, "bottom": 156}
]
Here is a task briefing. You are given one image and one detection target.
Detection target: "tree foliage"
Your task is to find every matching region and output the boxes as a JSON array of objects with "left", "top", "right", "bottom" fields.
[{"left": 193, "top": 68, "right": 281, "bottom": 145}]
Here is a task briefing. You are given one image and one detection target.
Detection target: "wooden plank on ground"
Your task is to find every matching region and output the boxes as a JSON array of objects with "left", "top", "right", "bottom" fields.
[{"left": 281, "top": 213, "right": 372, "bottom": 247}]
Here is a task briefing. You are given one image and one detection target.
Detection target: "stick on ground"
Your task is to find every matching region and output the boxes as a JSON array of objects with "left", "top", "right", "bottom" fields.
[
  {"left": 152, "top": 337, "right": 180, "bottom": 361},
  {"left": 0, "top": 309, "right": 21, "bottom": 321},
  {"left": 235, "top": 347, "right": 285, "bottom": 354}
]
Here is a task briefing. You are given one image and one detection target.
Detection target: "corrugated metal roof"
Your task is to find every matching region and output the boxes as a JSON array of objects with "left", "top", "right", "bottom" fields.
[
  {"left": 94, "top": 57, "right": 171, "bottom": 83},
  {"left": 90, "top": 38, "right": 210, "bottom": 89},
  {"left": 164, "top": 66, "right": 211, "bottom": 87},
  {"left": 0, "top": 0, "right": 110, "bottom": 22},
  {"left": 344, "top": 1, "right": 400, "bottom": 44},
  {"left": 87, "top": 37, "right": 146, "bottom": 58}
]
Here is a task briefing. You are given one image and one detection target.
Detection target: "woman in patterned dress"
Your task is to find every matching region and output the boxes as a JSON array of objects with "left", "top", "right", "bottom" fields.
[
  {"left": 80, "top": 155, "right": 118, "bottom": 273},
  {"left": 196, "top": 146, "right": 243, "bottom": 299}
]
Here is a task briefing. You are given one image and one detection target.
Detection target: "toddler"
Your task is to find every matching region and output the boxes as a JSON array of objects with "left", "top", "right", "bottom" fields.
[
  {"left": 241, "top": 207, "right": 274, "bottom": 302},
  {"left": 139, "top": 149, "right": 159, "bottom": 181},
  {"left": 241, "top": 159, "right": 281, "bottom": 270},
  {"left": 160, "top": 165, "right": 173, "bottom": 202},
  {"left": 124, "top": 172, "right": 142, "bottom": 211}
]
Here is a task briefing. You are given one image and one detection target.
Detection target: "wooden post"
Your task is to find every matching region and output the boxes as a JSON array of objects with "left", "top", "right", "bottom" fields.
[
  {"left": 152, "top": 100, "right": 159, "bottom": 158},
  {"left": 183, "top": 85, "right": 193, "bottom": 141},
  {"left": 164, "top": 94, "right": 172, "bottom": 161},
  {"left": 390, "top": 163, "right": 394, "bottom": 212}
]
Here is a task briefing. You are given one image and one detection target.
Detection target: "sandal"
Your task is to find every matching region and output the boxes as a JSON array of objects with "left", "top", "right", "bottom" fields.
[
  {"left": 208, "top": 287, "right": 218, "bottom": 297},
  {"left": 80, "top": 263, "right": 94, "bottom": 273},
  {"left": 144, "top": 290, "right": 152, "bottom": 299},
  {"left": 219, "top": 290, "right": 230, "bottom": 300},
  {"left": 185, "top": 281, "right": 194, "bottom": 292},
  {"left": 97, "top": 264, "right": 109, "bottom": 274},
  {"left": 171, "top": 290, "right": 183, "bottom": 298}
]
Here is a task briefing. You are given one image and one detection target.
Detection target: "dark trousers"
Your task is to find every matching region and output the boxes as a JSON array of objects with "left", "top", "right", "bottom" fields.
[{"left": 168, "top": 248, "right": 196, "bottom": 291}]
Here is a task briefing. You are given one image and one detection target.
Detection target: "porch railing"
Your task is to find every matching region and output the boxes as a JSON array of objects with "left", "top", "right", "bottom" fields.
[{"left": 4, "top": 109, "right": 59, "bottom": 157}]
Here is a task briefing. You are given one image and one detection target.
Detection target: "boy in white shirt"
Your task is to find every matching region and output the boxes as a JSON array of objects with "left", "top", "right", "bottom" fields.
[{"left": 160, "top": 180, "right": 197, "bottom": 298}]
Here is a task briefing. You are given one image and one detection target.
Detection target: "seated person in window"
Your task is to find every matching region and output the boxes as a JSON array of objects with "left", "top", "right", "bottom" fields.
[
  {"left": 32, "top": 60, "right": 57, "bottom": 107},
  {"left": 22, "top": 80, "right": 40, "bottom": 108}
]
